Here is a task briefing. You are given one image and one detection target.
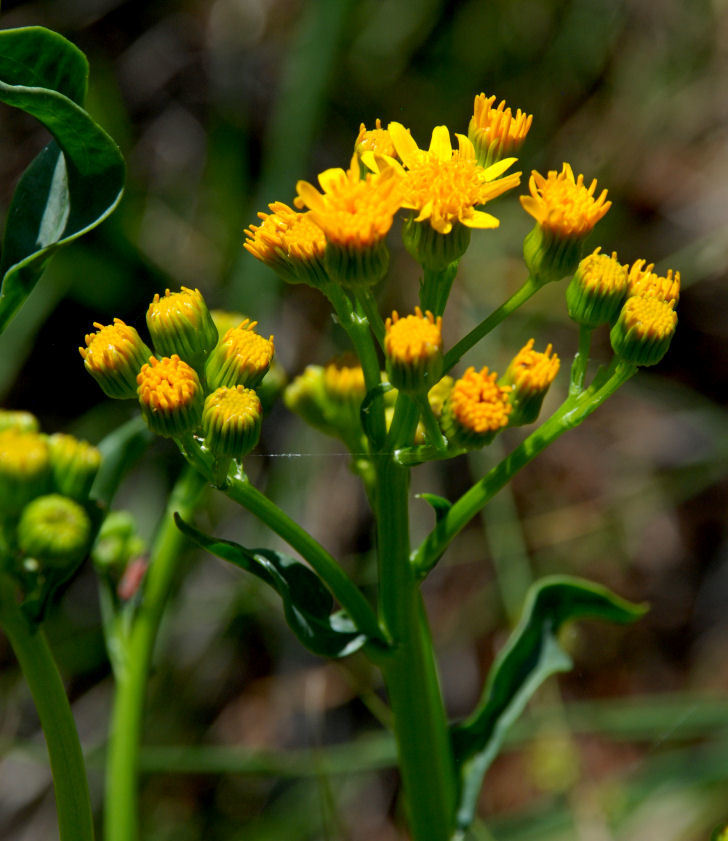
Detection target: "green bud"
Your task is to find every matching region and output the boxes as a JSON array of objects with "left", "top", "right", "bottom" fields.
[
  {"left": 0, "top": 410, "right": 39, "bottom": 433},
  {"left": 146, "top": 287, "right": 218, "bottom": 373},
  {"left": 610, "top": 296, "right": 677, "bottom": 367},
  {"left": 17, "top": 494, "right": 91, "bottom": 569},
  {"left": 49, "top": 434, "right": 102, "bottom": 502},
  {"left": 402, "top": 216, "right": 470, "bottom": 272}
]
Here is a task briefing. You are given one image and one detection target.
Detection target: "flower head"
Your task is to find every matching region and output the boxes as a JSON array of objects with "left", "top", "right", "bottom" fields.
[
  {"left": 387, "top": 122, "right": 521, "bottom": 235},
  {"left": 355, "top": 119, "right": 396, "bottom": 159},
  {"left": 202, "top": 386, "right": 262, "bottom": 460},
  {"left": 469, "top": 93, "right": 533, "bottom": 168},
  {"left": 80, "top": 319, "right": 152, "bottom": 400},
  {"left": 442, "top": 366, "right": 512, "bottom": 448},
  {"left": 17, "top": 494, "right": 91, "bottom": 569},
  {"left": 566, "top": 248, "right": 628, "bottom": 327},
  {"left": 323, "top": 354, "right": 366, "bottom": 403},
  {"left": 385, "top": 307, "right": 443, "bottom": 392},
  {"left": 244, "top": 202, "right": 328, "bottom": 287},
  {"left": 146, "top": 287, "right": 218, "bottom": 371},
  {"left": 502, "top": 340, "right": 560, "bottom": 425},
  {"left": 137, "top": 355, "right": 203, "bottom": 437},
  {"left": 48, "top": 434, "right": 102, "bottom": 502},
  {"left": 0, "top": 409, "right": 39, "bottom": 433},
  {"left": 626, "top": 259, "right": 680, "bottom": 304},
  {"left": 610, "top": 295, "right": 677, "bottom": 366},
  {"left": 0, "top": 429, "right": 51, "bottom": 516},
  {"left": 521, "top": 163, "right": 610, "bottom": 239},
  {"left": 205, "top": 319, "right": 274, "bottom": 391}
]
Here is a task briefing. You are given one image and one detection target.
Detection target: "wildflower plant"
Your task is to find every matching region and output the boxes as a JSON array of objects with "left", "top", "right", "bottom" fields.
[{"left": 75, "top": 91, "right": 678, "bottom": 841}]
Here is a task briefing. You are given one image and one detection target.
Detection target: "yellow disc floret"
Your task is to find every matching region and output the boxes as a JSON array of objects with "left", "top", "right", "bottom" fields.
[
  {"left": 443, "top": 367, "right": 512, "bottom": 448},
  {"left": 521, "top": 163, "right": 611, "bottom": 238},
  {"left": 469, "top": 93, "right": 533, "bottom": 168},
  {"left": 205, "top": 319, "right": 275, "bottom": 390},
  {"left": 244, "top": 202, "right": 328, "bottom": 287},
  {"left": 610, "top": 296, "right": 678, "bottom": 366},
  {"left": 80, "top": 319, "right": 152, "bottom": 400},
  {"left": 385, "top": 307, "right": 443, "bottom": 392},
  {"left": 626, "top": 259, "right": 680, "bottom": 304},
  {"left": 137, "top": 355, "right": 203, "bottom": 437}
]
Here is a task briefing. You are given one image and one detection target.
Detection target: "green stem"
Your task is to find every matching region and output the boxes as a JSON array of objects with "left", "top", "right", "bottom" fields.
[
  {"left": 443, "top": 276, "right": 540, "bottom": 372},
  {"left": 569, "top": 325, "right": 592, "bottom": 396},
  {"left": 104, "top": 467, "right": 206, "bottom": 841},
  {"left": 376, "top": 402, "right": 457, "bottom": 841},
  {"left": 0, "top": 574, "right": 95, "bottom": 841},
  {"left": 412, "top": 362, "right": 637, "bottom": 576},
  {"left": 420, "top": 263, "right": 458, "bottom": 317},
  {"left": 416, "top": 394, "right": 448, "bottom": 451},
  {"left": 355, "top": 288, "right": 386, "bottom": 349},
  {"left": 224, "top": 472, "right": 385, "bottom": 645}
]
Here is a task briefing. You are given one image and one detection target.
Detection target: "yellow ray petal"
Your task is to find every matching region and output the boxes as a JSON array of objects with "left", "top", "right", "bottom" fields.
[
  {"left": 429, "top": 125, "right": 453, "bottom": 161},
  {"left": 388, "top": 122, "right": 421, "bottom": 169},
  {"left": 460, "top": 210, "right": 500, "bottom": 229},
  {"left": 483, "top": 156, "right": 518, "bottom": 181}
]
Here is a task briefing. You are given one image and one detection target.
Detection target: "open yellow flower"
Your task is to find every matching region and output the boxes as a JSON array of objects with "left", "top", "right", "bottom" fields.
[{"left": 387, "top": 122, "right": 521, "bottom": 235}]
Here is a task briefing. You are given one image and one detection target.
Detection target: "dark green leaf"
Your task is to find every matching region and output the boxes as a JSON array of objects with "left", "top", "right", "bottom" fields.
[
  {"left": 360, "top": 381, "right": 393, "bottom": 444},
  {"left": 451, "top": 575, "right": 647, "bottom": 833},
  {"left": 175, "top": 515, "right": 368, "bottom": 658},
  {"left": 0, "top": 26, "right": 125, "bottom": 332}
]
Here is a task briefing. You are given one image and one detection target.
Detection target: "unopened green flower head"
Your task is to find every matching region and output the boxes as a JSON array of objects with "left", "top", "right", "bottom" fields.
[
  {"left": 48, "top": 434, "right": 102, "bottom": 502},
  {"left": 521, "top": 164, "right": 611, "bottom": 285},
  {"left": 206, "top": 319, "right": 275, "bottom": 391},
  {"left": 502, "top": 339, "right": 560, "bottom": 426},
  {"left": 442, "top": 366, "right": 512, "bottom": 449},
  {"left": 566, "top": 248, "right": 628, "bottom": 328},
  {"left": 92, "top": 510, "right": 146, "bottom": 574},
  {"left": 17, "top": 494, "right": 91, "bottom": 569},
  {"left": 80, "top": 319, "right": 152, "bottom": 400},
  {"left": 0, "top": 429, "right": 51, "bottom": 517},
  {"left": 0, "top": 409, "right": 39, "bottom": 433},
  {"left": 468, "top": 93, "right": 533, "bottom": 169},
  {"left": 202, "top": 386, "right": 262, "bottom": 459},
  {"left": 384, "top": 307, "right": 443, "bottom": 393},
  {"left": 610, "top": 295, "right": 677, "bottom": 367},
  {"left": 137, "top": 355, "right": 204, "bottom": 438},
  {"left": 146, "top": 287, "right": 218, "bottom": 373}
]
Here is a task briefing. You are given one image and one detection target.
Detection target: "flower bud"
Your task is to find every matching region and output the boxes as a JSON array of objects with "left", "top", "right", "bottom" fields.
[
  {"left": 48, "top": 434, "right": 102, "bottom": 502},
  {"left": 284, "top": 366, "right": 338, "bottom": 437},
  {"left": 501, "top": 340, "right": 560, "bottom": 426},
  {"left": 468, "top": 93, "right": 533, "bottom": 169},
  {"left": 0, "top": 410, "right": 39, "bottom": 433},
  {"left": 626, "top": 259, "right": 680, "bottom": 304},
  {"left": 80, "top": 319, "right": 152, "bottom": 399},
  {"left": 441, "top": 366, "right": 512, "bottom": 449},
  {"left": 92, "top": 511, "right": 146, "bottom": 574},
  {"left": 0, "top": 429, "right": 51, "bottom": 517},
  {"left": 202, "top": 386, "right": 262, "bottom": 459},
  {"left": 610, "top": 296, "right": 677, "bottom": 367},
  {"left": 137, "top": 355, "right": 204, "bottom": 437},
  {"left": 205, "top": 319, "right": 275, "bottom": 391},
  {"left": 566, "top": 248, "right": 628, "bottom": 328},
  {"left": 17, "top": 494, "right": 91, "bottom": 569},
  {"left": 146, "top": 287, "right": 218, "bottom": 373},
  {"left": 384, "top": 307, "right": 443, "bottom": 393}
]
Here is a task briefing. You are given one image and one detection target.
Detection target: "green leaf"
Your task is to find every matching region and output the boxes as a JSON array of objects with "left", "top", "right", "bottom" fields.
[
  {"left": 91, "top": 416, "right": 153, "bottom": 508},
  {"left": 0, "top": 26, "right": 125, "bottom": 333},
  {"left": 415, "top": 492, "right": 452, "bottom": 522},
  {"left": 175, "top": 515, "right": 369, "bottom": 658},
  {"left": 450, "top": 575, "right": 647, "bottom": 833}
]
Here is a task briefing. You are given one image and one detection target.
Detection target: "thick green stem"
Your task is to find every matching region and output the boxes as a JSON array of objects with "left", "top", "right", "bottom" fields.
[
  {"left": 569, "top": 325, "right": 592, "bottom": 396},
  {"left": 376, "top": 405, "right": 457, "bottom": 841},
  {"left": 0, "top": 574, "right": 95, "bottom": 841},
  {"left": 420, "top": 264, "right": 458, "bottom": 317},
  {"left": 413, "top": 363, "right": 637, "bottom": 575},
  {"left": 104, "top": 467, "right": 206, "bottom": 841},
  {"left": 355, "top": 288, "right": 386, "bottom": 349},
  {"left": 443, "top": 277, "right": 540, "bottom": 372}
]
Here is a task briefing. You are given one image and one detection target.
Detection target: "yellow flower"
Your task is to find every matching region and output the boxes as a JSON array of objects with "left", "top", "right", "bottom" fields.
[
  {"left": 355, "top": 119, "right": 396, "bottom": 159},
  {"left": 205, "top": 319, "right": 275, "bottom": 391},
  {"left": 137, "top": 355, "right": 203, "bottom": 437},
  {"left": 626, "top": 259, "right": 680, "bottom": 304},
  {"left": 502, "top": 339, "right": 560, "bottom": 425},
  {"left": 80, "top": 319, "right": 152, "bottom": 400},
  {"left": 521, "top": 163, "right": 610, "bottom": 239},
  {"left": 610, "top": 295, "right": 677, "bottom": 366},
  {"left": 0, "top": 428, "right": 51, "bottom": 516},
  {"left": 566, "top": 248, "right": 628, "bottom": 327},
  {"left": 442, "top": 366, "right": 512, "bottom": 448},
  {"left": 323, "top": 354, "right": 366, "bottom": 402},
  {"left": 244, "top": 202, "right": 328, "bottom": 287},
  {"left": 384, "top": 307, "right": 443, "bottom": 392},
  {"left": 469, "top": 93, "right": 533, "bottom": 168},
  {"left": 146, "top": 287, "right": 218, "bottom": 372},
  {"left": 387, "top": 122, "right": 521, "bottom": 235}
]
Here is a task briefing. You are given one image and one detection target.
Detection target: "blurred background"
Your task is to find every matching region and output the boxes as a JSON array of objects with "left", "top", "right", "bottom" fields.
[{"left": 1, "top": 0, "right": 728, "bottom": 838}]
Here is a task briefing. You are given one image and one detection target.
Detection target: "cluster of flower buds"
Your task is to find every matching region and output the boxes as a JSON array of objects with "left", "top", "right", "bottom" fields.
[
  {"left": 81, "top": 290, "right": 281, "bottom": 485},
  {"left": 0, "top": 410, "right": 100, "bottom": 578}
]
